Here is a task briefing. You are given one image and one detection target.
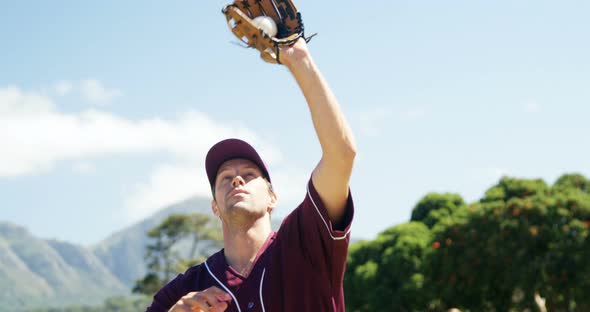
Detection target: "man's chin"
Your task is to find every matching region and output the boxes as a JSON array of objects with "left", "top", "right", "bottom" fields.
[{"left": 226, "top": 204, "right": 266, "bottom": 219}]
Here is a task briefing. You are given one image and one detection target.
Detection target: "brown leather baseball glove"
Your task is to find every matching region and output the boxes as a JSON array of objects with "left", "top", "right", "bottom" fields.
[{"left": 222, "top": 0, "right": 315, "bottom": 64}]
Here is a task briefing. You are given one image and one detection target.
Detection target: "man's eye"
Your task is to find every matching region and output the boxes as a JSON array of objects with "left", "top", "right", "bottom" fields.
[{"left": 245, "top": 172, "right": 258, "bottom": 179}]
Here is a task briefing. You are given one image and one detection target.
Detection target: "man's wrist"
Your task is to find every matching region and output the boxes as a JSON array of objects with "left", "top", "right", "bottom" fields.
[{"left": 285, "top": 54, "right": 314, "bottom": 72}]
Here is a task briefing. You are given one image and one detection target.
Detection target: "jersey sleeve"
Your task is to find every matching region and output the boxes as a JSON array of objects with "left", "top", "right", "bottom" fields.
[
  {"left": 145, "top": 265, "right": 203, "bottom": 312},
  {"left": 277, "top": 176, "right": 354, "bottom": 288}
]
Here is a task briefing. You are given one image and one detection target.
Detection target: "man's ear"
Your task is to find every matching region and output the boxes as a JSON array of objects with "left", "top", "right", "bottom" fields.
[
  {"left": 267, "top": 192, "right": 277, "bottom": 213},
  {"left": 211, "top": 199, "right": 220, "bottom": 217}
]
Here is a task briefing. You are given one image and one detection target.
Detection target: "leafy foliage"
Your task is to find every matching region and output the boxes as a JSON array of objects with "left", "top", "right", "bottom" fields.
[
  {"left": 345, "top": 222, "right": 432, "bottom": 311},
  {"left": 345, "top": 173, "right": 590, "bottom": 311},
  {"left": 410, "top": 192, "right": 466, "bottom": 228},
  {"left": 132, "top": 213, "right": 222, "bottom": 296}
]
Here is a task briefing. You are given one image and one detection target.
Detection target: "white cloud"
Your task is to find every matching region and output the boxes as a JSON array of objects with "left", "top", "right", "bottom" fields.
[
  {"left": 0, "top": 85, "right": 283, "bottom": 222},
  {"left": 0, "top": 86, "right": 54, "bottom": 116},
  {"left": 80, "top": 79, "right": 123, "bottom": 103},
  {"left": 0, "top": 86, "right": 281, "bottom": 177},
  {"left": 54, "top": 81, "right": 73, "bottom": 96},
  {"left": 125, "top": 163, "right": 212, "bottom": 222}
]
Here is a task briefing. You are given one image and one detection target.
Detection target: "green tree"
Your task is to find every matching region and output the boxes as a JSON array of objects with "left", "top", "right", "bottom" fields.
[
  {"left": 410, "top": 192, "right": 466, "bottom": 228},
  {"left": 553, "top": 173, "right": 590, "bottom": 192},
  {"left": 345, "top": 222, "right": 432, "bottom": 311},
  {"left": 345, "top": 173, "right": 590, "bottom": 311},
  {"left": 133, "top": 213, "right": 221, "bottom": 296},
  {"left": 426, "top": 174, "right": 590, "bottom": 311},
  {"left": 538, "top": 175, "right": 590, "bottom": 311}
]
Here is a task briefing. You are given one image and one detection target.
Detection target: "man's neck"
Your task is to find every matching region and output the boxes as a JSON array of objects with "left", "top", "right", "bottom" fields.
[{"left": 222, "top": 215, "right": 272, "bottom": 277}]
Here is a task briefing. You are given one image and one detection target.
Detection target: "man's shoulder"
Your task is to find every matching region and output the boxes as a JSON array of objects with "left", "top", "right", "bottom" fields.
[
  {"left": 277, "top": 176, "right": 354, "bottom": 239},
  {"left": 183, "top": 261, "right": 205, "bottom": 277},
  {"left": 162, "top": 250, "right": 223, "bottom": 292},
  {"left": 183, "top": 249, "right": 224, "bottom": 277}
]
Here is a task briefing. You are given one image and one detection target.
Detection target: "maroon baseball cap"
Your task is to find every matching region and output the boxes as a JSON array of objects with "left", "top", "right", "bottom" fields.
[{"left": 205, "top": 138, "right": 271, "bottom": 191}]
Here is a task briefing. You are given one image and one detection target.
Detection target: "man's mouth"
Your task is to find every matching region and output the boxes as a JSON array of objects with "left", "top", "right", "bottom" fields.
[{"left": 228, "top": 189, "right": 248, "bottom": 197}]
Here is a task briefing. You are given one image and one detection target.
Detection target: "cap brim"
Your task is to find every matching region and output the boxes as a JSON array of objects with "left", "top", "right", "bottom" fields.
[{"left": 205, "top": 138, "right": 271, "bottom": 190}]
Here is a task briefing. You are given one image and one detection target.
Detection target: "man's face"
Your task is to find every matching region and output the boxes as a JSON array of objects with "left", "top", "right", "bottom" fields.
[{"left": 212, "top": 158, "right": 276, "bottom": 223}]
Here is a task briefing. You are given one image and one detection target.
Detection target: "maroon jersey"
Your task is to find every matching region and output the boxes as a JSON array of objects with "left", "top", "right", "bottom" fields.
[{"left": 146, "top": 177, "right": 354, "bottom": 312}]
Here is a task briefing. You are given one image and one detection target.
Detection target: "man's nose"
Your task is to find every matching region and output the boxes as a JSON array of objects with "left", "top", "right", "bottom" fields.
[{"left": 231, "top": 175, "right": 245, "bottom": 187}]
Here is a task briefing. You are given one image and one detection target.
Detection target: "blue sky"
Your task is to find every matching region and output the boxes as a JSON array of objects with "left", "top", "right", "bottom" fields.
[{"left": 1, "top": 1, "right": 589, "bottom": 246}]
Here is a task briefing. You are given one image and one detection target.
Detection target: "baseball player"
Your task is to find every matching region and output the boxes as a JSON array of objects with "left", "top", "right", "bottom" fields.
[{"left": 146, "top": 1, "right": 356, "bottom": 311}]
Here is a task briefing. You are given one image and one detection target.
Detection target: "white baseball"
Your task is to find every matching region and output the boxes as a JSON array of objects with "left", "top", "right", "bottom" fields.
[{"left": 252, "top": 16, "right": 278, "bottom": 38}]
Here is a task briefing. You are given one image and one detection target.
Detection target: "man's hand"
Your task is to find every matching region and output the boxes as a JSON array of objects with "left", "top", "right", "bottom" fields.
[
  {"left": 168, "top": 287, "right": 231, "bottom": 312},
  {"left": 222, "top": 0, "right": 306, "bottom": 64},
  {"left": 279, "top": 38, "right": 311, "bottom": 68}
]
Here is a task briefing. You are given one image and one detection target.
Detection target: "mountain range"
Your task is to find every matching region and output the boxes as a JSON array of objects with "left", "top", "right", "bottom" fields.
[
  {"left": 0, "top": 196, "right": 291, "bottom": 312},
  {"left": 0, "top": 197, "right": 221, "bottom": 312}
]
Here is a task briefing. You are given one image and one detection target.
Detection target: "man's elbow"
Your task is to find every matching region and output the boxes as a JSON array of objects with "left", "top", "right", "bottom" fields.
[
  {"left": 323, "top": 135, "right": 357, "bottom": 164},
  {"left": 326, "top": 144, "right": 356, "bottom": 166},
  {"left": 342, "top": 139, "right": 357, "bottom": 162},
  {"left": 343, "top": 146, "right": 356, "bottom": 164}
]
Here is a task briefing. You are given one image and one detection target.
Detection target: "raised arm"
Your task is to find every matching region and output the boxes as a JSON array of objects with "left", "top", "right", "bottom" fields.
[{"left": 280, "top": 39, "right": 357, "bottom": 226}]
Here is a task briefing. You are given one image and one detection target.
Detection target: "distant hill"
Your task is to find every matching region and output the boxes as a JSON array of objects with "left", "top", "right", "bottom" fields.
[
  {"left": 0, "top": 222, "right": 127, "bottom": 312},
  {"left": 91, "top": 197, "right": 217, "bottom": 287},
  {"left": 0, "top": 196, "right": 219, "bottom": 311},
  {"left": 0, "top": 196, "right": 292, "bottom": 311}
]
